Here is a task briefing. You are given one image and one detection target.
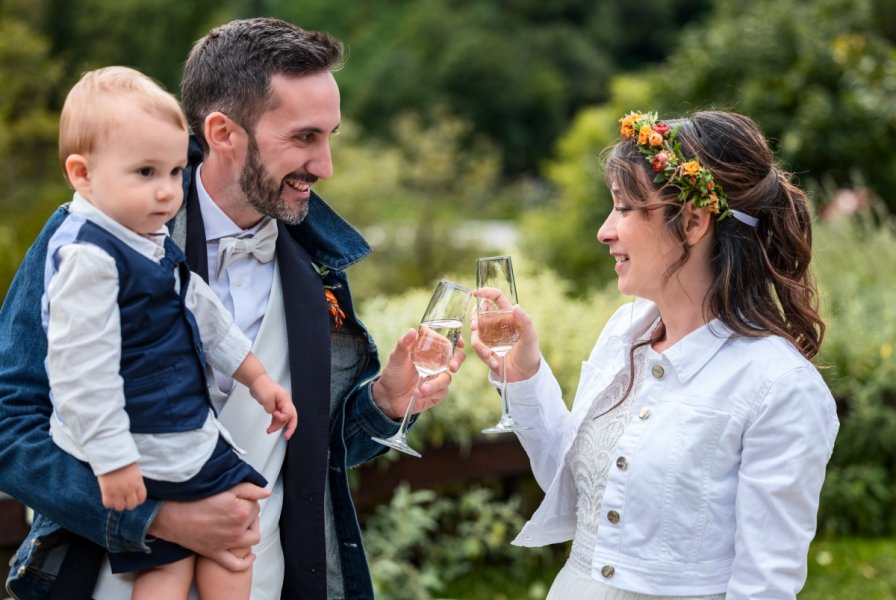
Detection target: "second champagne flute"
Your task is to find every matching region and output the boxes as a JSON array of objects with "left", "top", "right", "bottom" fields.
[
  {"left": 371, "top": 279, "right": 471, "bottom": 458},
  {"left": 476, "top": 255, "right": 530, "bottom": 434}
]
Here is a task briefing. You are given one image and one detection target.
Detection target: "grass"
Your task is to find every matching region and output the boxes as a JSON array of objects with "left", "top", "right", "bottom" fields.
[{"left": 437, "top": 537, "right": 896, "bottom": 599}]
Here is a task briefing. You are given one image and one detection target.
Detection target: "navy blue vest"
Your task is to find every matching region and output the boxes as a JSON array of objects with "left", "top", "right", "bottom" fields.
[{"left": 72, "top": 220, "right": 212, "bottom": 434}]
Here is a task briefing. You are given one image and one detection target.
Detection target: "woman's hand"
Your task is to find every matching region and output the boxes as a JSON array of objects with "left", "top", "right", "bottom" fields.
[{"left": 470, "top": 287, "right": 541, "bottom": 382}]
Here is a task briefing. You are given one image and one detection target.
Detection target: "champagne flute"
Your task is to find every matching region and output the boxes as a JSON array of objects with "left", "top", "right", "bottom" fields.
[
  {"left": 477, "top": 256, "right": 530, "bottom": 434},
  {"left": 371, "top": 279, "right": 471, "bottom": 458}
]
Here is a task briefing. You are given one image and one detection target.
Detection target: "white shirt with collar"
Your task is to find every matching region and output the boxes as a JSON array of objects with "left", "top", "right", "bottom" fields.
[
  {"left": 504, "top": 297, "right": 839, "bottom": 599},
  {"left": 195, "top": 164, "right": 276, "bottom": 359}
]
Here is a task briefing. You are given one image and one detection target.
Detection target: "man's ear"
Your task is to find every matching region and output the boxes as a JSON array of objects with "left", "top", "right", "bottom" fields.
[
  {"left": 204, "top": 111, "right": 247, "bottom": 158},
  {"left": 683, "top": 201, "right": 713, "bottom": 247},
  {"left": 64, "top": 154, "right": 91, "bottom": 195}
]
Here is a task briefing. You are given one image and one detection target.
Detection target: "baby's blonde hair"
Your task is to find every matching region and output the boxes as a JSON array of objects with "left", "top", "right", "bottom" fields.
[{"left": 59, "top": 66, "right": 187, "bottom": 184}]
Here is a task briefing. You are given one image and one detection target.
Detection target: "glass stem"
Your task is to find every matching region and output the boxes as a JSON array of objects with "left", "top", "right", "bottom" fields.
[
  {"left": 396, "top": 374, "right": 424, "bottom": 439},
  {"left": 499, "top": 354, "right": 510, "bottom": 418}
]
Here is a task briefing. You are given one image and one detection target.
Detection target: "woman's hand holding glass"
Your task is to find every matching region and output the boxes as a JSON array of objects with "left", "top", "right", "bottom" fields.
[{"left": 472, "top": 287, "right": 541, "bottom": 378}]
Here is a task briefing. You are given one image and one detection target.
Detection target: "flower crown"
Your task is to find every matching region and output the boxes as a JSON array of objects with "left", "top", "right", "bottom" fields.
[{"left": 619, "top": 111, "right": 730, "bottom": 220}]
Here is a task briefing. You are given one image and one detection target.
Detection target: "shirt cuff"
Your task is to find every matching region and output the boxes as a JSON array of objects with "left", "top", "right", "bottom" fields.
[
  {"left": 82, "top": 430, "right": 140, "bottom": 476},
  {"left": 207, "top": 321, "right": 253, "bottom": 376}
]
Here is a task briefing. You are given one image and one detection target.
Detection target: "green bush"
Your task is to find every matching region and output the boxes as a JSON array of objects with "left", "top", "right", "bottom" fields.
[
  {"left": 362, "top": 483, "right": 553, "bottom": 600},
  {"left": 812, "top": 208, "right": 896, "bottom": 536}
]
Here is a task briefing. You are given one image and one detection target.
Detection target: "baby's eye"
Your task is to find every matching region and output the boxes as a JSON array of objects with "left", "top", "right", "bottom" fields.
[
  {"left": 137, "top": 167, "right": 154, "bottom": 177},
  {"left": 171, "top": 166, "right": 184, "bottom": 177}
]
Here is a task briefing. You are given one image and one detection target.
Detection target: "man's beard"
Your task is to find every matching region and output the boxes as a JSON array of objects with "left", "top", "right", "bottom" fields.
[{"left": 238, "top": 136, "right": 310, "bottom": 225}]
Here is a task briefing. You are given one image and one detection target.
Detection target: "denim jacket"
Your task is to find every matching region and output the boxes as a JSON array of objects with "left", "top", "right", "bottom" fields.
[{"left": 1, "top": 140, "right": 396, "bottom": 599}]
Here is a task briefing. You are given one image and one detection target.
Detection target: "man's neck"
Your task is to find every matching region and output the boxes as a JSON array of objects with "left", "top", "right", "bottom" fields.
[{"left": 199, "top": 157, "right": 266, "bottom": 230}]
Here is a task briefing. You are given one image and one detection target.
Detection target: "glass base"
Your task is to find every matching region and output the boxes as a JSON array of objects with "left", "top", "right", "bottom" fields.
[
  {"left": 481, "top": 415, "right": 531, "bottom": 434},
  {"left": 371, "top": 435, "right": 423, "bottom": 458}
]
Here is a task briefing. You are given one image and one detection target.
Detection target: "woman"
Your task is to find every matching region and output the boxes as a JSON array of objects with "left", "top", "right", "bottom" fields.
[{"left": 471, "top": 110, "right": 839, "bottom": 599}]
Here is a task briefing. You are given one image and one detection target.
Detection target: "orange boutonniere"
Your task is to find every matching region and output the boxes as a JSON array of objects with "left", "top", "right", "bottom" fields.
[
  {"left": 313, "top": 263, "right": 345, "bottom": 329},
  {"left": 325, "top": 288, "right": 346, "bottom": 329}
]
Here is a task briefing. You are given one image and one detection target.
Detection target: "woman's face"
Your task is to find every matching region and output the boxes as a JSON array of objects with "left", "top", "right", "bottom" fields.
[{"left": 597, "top": 186, "right": 684, "bottom": 301}]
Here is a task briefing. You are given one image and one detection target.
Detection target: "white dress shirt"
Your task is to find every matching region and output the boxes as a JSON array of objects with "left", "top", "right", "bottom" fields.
[
  {"left": 194, "top": 164, "right": 276, "bottom": 395},
  {"left": 505, "top": 298, "right": 839, "bottom": 599},
  {"left": 43, "top": 194, "right": 251, "bottom": 481}
]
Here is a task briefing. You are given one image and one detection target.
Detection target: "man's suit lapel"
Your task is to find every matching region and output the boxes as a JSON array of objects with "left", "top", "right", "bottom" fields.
[{"left": 275, "top": 222, "right": 332, "bottom": 599}]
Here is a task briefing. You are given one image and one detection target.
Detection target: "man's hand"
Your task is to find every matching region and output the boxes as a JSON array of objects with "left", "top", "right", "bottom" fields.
[
  {"left": 98, "top": 463, "right": 147, "bottom": 511},
  {"left": 372, "top": 328, "right": 467, "bottom": 420},
  {"left": 148, "top": 482, "right": 271, "bottom": 571}
]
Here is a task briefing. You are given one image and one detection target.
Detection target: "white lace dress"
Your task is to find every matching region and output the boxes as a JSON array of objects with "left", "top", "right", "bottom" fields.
[{"left": 546, "top": 345, "right": 726, "bottom": 600}]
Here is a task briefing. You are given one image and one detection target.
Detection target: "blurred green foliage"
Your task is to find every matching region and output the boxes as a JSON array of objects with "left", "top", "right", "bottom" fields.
[
  {"left": 2, "top": 0, "right": 895, "bottom": 584},
  {"left": 358, "top": 212, "right": 896, "bottom": 540}
]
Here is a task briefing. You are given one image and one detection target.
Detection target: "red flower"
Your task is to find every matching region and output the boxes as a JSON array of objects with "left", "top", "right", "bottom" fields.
[
  {"left": 651, "top": 151, "right": 669, "bottom": 172},
  {"left": 653, "top": 122, "right": 671, "bottom": 135}
]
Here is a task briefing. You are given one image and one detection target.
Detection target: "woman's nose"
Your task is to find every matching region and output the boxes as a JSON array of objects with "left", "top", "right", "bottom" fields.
[{"left": 597, "top": 212, "right": 616, "bottom": 245}]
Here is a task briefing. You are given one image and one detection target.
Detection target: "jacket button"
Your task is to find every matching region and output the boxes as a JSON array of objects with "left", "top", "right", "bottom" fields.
[
  {"left": 639, "top": 407, "right": 651, "bottom": 420},
  {"left": 607, "top": 510, "right": 620, "bottom": 524},
  {"left": 17, "top": 566, "right": 26, "bottom": 576},
  {"left": 601, "top": 565, "right": 615, "bottom": 578},
  {"left": 651, "top": 364, "right": 665, "bottom": 379},
  {"left": 616, "top": 456, "right": 628, "bottom": 470}
]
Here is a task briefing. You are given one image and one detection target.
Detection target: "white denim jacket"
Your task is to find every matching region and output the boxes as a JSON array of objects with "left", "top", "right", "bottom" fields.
[{"left": 506, "top": 298, "right": 839, "bottom": 599}]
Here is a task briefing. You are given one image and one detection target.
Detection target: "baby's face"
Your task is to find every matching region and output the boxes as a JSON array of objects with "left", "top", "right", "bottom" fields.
[{"left": 83, "top": 106, "right": 188, "bottom": 236}]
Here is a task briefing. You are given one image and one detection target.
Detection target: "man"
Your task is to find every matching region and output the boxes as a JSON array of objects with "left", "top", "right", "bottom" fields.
[{"left": 0, "top": 17, "right": 463, "bottom": 599}]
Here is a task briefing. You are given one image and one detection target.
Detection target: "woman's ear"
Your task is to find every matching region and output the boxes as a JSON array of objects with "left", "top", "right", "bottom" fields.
[
  {"left": 64, "top": 154, "right": 91, "bottom": 194},
  {"left": 204, "top": 111, "right": 246, "bottom": 158},
  {"left": 683, "top": 201, "right": 713, "bottom": 247}
]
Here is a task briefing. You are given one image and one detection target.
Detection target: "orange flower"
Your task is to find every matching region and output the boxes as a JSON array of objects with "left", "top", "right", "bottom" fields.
[
  {"left": 638, "top": 125, "right": 653, "bottom": 145},
  {"left": 681, "top": 161, "right": 702, "bottom": 176},
  {"left": 620, "top": 113, "right": 642, "bottom": 139},
  {"left": 648, "top": 131, "right": 664, "bottom": 147},
  {"left": 325, "top": 289, "right": 345, "bottom": 329},
  {"left": 707, "top": 193, "right": 721, "bottom": 214}
]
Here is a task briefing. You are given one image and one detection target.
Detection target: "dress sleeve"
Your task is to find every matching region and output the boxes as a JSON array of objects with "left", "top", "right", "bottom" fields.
[{"left": 46, "top": 244, "right": 139, "bottom": 475}]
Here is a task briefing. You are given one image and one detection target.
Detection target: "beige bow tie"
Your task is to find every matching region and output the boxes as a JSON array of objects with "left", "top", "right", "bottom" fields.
[{"left": 215, "top": 219, "right": 278, "bottom": 278}]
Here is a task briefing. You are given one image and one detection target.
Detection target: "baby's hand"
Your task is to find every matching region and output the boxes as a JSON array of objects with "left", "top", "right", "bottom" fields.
[
  {"left": 98, "top": 463, "right": 146, "bottom": 511},
  {"left": 249, "top": 374, "right": 298, "bottom": 440}
]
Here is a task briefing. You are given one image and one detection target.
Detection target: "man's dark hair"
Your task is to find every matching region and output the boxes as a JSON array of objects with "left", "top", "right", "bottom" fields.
[{"left": 181, "top": 17, "right": 344, "bottom": 153}]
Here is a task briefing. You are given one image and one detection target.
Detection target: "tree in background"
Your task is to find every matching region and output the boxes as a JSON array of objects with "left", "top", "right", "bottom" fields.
[
  {"left": 524, "top": 0, "right": 896, "bottom": 293},
  {"left": 655, "top": 0, "right": 896, "bottom": 213},
  {"left": 276, "top": 0, "right": 713, "bottom": 177}
]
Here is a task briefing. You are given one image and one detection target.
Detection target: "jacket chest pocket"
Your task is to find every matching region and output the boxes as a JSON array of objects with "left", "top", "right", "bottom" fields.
[{"left": 624, "top": 398, "right": 733, "bottom": 562}]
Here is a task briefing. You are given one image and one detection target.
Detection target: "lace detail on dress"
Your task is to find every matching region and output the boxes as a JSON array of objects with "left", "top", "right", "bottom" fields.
[{"left": 566, "top": 345, "right": 649, "bottom": 579}]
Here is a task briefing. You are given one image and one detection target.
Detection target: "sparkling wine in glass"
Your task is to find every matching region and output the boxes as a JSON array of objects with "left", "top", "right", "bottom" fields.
[
  {"left": 371, "top": 280, "right": 471, "bottom": 457},
  {"left": 477, "top": 256, "right": 530, "bottom": 434}
]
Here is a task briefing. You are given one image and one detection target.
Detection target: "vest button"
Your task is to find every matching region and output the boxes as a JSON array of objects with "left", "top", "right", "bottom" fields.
[
  {"left": 639, "top": 407, "right": 651, "bottom": 420},
  {"left": 607, "top": 510, "right": 620, "bottom": 524},
  {"left": 601, "top": 565, "right": 615, "bottom": 578},
  {"left": 651, "top": 364, "right": 665, "bottom": 379},
  {"left": 616, "top": 456, "right": 628, "bottom": 470}
]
